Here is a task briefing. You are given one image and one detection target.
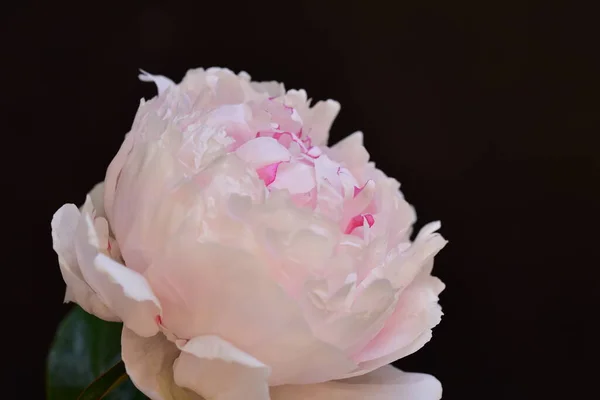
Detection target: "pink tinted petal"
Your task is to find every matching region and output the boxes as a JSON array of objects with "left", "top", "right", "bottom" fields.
[
  {"left": 353, "top": 274, "right": 444, "bottom": 364},
  {"left": 235, "top": 137, "right": 291, "bottom": 168},
  {"left": 345, "top": 214, "right": 375, "bottom": 234},
  {"left": 270, "top": 366, "right": 442, "bottom": 400},
  {"left": 270, "top": 162, "right": 316, "bottom": 194},
  {"left": 145, "top": 239, "right": 356, "bottom": 385},
  {"left": 173, "top": 336, "right": 270, "bottom": 400},
  {"left": 346, "top": 331, "right": 434, "bottom": 379},
  {"left": 256, "top": 162, "right": 281, "bottom": 186},
  {"left": 104, "top": 132, "right": 134, "bottom": 223},
  {"left": 343, "top": 180, "right": 376, "bottom": 224},
  {"left": 353, "top": 179, "right": 374, "bottom": 198},
  {"left": 307, "top": 146, "right": 322, "bottom": 158}
]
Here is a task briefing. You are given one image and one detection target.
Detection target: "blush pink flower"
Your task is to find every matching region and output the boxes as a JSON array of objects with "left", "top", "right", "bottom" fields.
[{"left": 51, "top": 67, "right": 447, "bottom": 400}]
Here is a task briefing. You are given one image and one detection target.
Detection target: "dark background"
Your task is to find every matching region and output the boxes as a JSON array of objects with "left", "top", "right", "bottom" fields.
[{"left": 3, "top": 1, "right": 599, "bottom": 399}]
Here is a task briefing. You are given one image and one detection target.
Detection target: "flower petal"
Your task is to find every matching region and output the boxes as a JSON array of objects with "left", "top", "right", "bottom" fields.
[
  {"left": 235, "top": 137, "right": 291, "bottom": 169},
  {"left": 354, "top": 275, "right": 444, "bottom": 364},
  {"left": 145, "top": 239, "right": 357, "bottom": 385},
  {"left": 173, "top": 336, "right": 270, "bottom": 400},
  {"left": 270, "top": 162, "right": 316, "bottom": 194},
  {"left": 122, "top": 328, "right": 201, "bottom": 400},
  {"left": 270, "top": 365, "right": 442, "bottom": 400},
  {"left": 74, "top": 197, "right": 161, "bottom": 337},
  {"left": 87, "top": 182, "right": 106, "bottom": 218},
  {"left": 94, "top": 253, "right": 162, "bottom": 337},
  {"left": 251, "top": 80, "right": 285, "bottom": 97},
  {"left": 104, "top": 132, "right": 134, "bottom": 224},
  {"left": 329, "top": 131, "right": 370, "bottom": 168},
  {"left": 139, "top": 69, "right": 175, "bottom": 95},
  {"left": 306, "top": 99, "right": 340, "bottom": 146},
  {"left": 51, "top": 204, "right": 116, "bottom": 321}
]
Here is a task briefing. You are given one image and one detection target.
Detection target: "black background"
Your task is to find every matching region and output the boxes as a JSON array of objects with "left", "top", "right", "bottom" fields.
[{"left": 3, "top": 1, "right": 599, "bottom": 399}]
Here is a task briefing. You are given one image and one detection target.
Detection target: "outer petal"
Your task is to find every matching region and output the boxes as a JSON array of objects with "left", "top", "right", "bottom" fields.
[
  {"left": 306, "top": 99, "right": 340, "bottom": 146},
  {"left": 104, "top": 131, "right": 134, "bottom": 224},
  {"left": 93, "top": 254, "right": 162, "bottom": 337},
  {"left": 75, "top": 197, "right": 161, "bottom": 337},
  {"left": 173, "top": 336, "right": 270, "bottom": 400},
  {"left": 329, "top": 131, "right": 370, "bottom": 169},
  {"left": 354, "top": 274, "right": 444, "bottom": 365},
  {"left": 250, "top": 80, "right": 285, "bottom": 97},
  {"left": 122, "top": 328, "right": 201, "bottom": 400},
  {"left": 51, "top": 204, "right": 116, "bottom": 321},
  {"left": 87, "top": 182, "right": 107, "bottom": 218},
  {"left": 139, "top": 69, "right": 176, "bottom": 95},
  {"left": 145, "top": 239, "right": 357, "bottom": 385},
  {"left": 270, "top": 365, "right": 442, "bottom": 400}
]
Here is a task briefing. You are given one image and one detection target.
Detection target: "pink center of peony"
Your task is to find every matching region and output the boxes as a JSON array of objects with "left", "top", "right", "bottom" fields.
[
  {"left": 233, "top": 97, "right": 376, "bottom": 237},
  {"left": 344, "top": 213, "right": 375, "bottom": 234},
  {"left": 256, "top": 162, "right": 281, "bottom": 186}
]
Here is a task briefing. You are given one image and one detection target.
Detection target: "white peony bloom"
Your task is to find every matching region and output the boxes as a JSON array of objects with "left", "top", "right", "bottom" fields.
[{"left": 51, "top": 67, "right": 447, "bottom": 400}]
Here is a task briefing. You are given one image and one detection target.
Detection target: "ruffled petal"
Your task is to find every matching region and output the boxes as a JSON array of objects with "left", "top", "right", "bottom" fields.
[
  {"left": 122, "top": 328, "right": 201, "bottom": 400},
  {"left": 329, "top": 131, "right": 370, "bottom": 169},
  {"left": 354, "top": 274, "right": 444, "bottom": 365},
  {"left": 270, "top": 365, "right": 442, "bottom": 400},
  {"left": 250, "top": 80, "right": 285, "bottom": 97},
  {"left": 173, "top": 336, "right": 270, "bottom": 400}
]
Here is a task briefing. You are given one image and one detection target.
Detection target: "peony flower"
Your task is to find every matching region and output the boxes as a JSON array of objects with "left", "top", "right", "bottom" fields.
[{"left": 51, "top": 67, "right": 447, "bottom": 400}]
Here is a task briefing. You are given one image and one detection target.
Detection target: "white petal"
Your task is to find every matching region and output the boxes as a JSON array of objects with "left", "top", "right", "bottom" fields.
[
  {"left": 87, "top": 182, "right": 106, "bottom": 218},
  {"left": 173, "top": 336, "right": 270, "bottom": 400},
  {"left": 74, "top": 200, "right": 161, "bottom": 337},
  {"left": 122, "top": 328, "right": 201, "bottom": 400},
  {"left": 271, "top": 365, "right": 442, "bottom": 400},
  {"left": 235, "top": 137, "right": 291, "bottom": 169},
  {"left": 251, "top": 81, "right": 285, "bottom": 97},
  {"left": 94, "top": 254, "right": 162, "bottom": 337},
  {"left": 139, "top": 69, "right": 175, "bottom": 95},
  {"left": 329, "top": 131, "right": 370, "bottom": 168},
  {"left": 51, "top": 204, "right": 116, "bottom": 321},
  {"left": 307, "top": 99, "right": 340, "bottom": 146}
]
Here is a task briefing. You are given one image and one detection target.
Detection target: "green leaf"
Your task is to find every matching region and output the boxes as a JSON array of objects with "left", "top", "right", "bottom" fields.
[
  {"left": 47, "top": 306, "right": 147, "bottom": 400},
  {"left": 77, "top": 361, "right": 127, "bottom": 400}
]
